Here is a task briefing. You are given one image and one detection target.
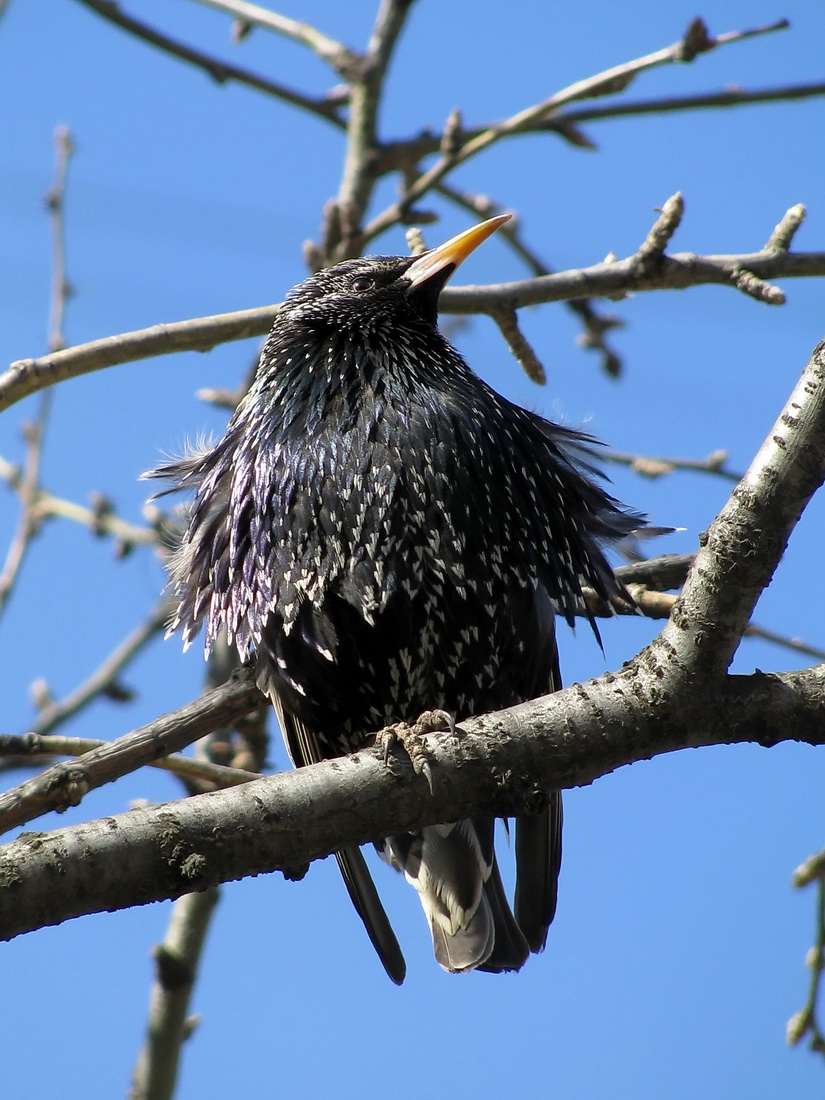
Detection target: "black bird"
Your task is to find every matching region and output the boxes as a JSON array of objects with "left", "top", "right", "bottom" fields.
[{"left": 149, "top": 216, "right": 642, "bottom": 984}]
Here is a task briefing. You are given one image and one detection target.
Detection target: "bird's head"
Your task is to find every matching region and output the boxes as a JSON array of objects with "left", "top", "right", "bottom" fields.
[{"left": 278, "top": 214, "right": 511, "bottom": 333}]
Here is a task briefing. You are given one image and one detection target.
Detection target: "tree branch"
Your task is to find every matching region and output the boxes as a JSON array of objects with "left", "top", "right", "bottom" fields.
[
  {"left": 187, "top": 0, "right": 363, "bottom": 79},
  {"left": 3, "top": 200, "right": 823, "bottom": 413},
  {"left": 73, "top": 0, "right": 346, "bottom": 125},
  {"left": 0, "top": 663, "right": 822, "bottom": 944},
  {"left": 130, "top": 887, "right": 220, "bottom": 1100},
  {"left": 436, "top": 182, "right": 625, "bottom": 377},
  {"left": 360, "top": 17, "right": 790, "bottom": 243},
  {"left": 382, "top": 81, "right": 825, "bottom": 168},
  {"left": 1, "top": 338, "right": 824, "bottom": 943},
  {"left": 24, "top": 596, "right": 175, "bottom": 737},
  {"left": 328, "top": 0, "right": 416, "bottom": 260},
  {"left": 0, "top": 126, "right": 72, "bottom": 616},
  {"left": 658, "top": 338, "right": 825, "bottom": 678},
  {"left": 0, "top": 454, "right": 162, "bottom": 550},
  {"left": 0, "top": 670, "right": 262, "bottom": 835}
]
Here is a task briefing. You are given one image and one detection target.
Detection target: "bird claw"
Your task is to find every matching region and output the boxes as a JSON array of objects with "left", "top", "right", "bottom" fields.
[{"left": 374, "top": 709, "right": 455, "bottom": 794}]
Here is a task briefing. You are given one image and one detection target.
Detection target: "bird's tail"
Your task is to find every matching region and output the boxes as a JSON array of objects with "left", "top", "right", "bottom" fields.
[{"left": 382, "top": 818, "right": 534, "bottom": 973}]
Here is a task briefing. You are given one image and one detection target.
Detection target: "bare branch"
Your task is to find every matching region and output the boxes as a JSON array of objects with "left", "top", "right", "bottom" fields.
[
  {"left": 361, "top": 17, "right": 790, "bottom": 243},
  {"left": 742, "top": 623, "right": 825, "bottom": 663},
  {"left": 130, "top": 887, "right": 220, "bottom": 1100},
  {"left": 0, "top": 454, "right": 161, "bottom": 549},
  {"left": 5, "top": 226, "right": 824, "bottom": 413},
  {"left": 614, "top": 553, "right": 695, "bottom": 591},
  {"left": 377, "top": 82, "right": 825, "bottom": 172},
  {"left": 187, "top": 0, "right": 363, "bottom": 79},
  {"left": 796, "top": 850, "right": 825, "bottom": 889},
  {"left": 26, "top": 596, "right": 174, "bottom": 737},
  {"left": 2, "top": 336, "right": 825, "bottom": 943},
  {"left": 436, "top": 182, "right": 625, "bottom": 376},
  {"left": 603, "top": 447, "right": 744, "bottom": 483},
  {"left": 553, "top": 80, "right": 825, "bottom": 131},
  {"left": 73, "top": 0, "right": 346, "bottom": 125},
  {"left": 765, "top": 203, "right": 807, "bottom": 251},
  {"left": 0, "top": 670, "right": 262, "bottom": 836},
  {"left": 591, "top": 583, "right": 825, "bottom": 662},
  {"left": 128, "top": 635, "right": 266, "bottom": 1097},
  {"left": 1, "top": 305, "right": 275, "bottom": 413},
  {"left": 0, "top": 732, "right": 260, "bottom": 789},
  {"left": 45, "top": 124, "right": 74, "bottom": 353},
  {"left": 787, "top": 876, "right": 825, "bottom": 1059},
  {"left": 489, "top": 308, "right": 546, "bottom": 383},
  {"left": 0, "top": 662, "right": 822, "bottom": 944},
  {"left": 328, "top": 0, "right": 417, "bottom": 259},
  {"left": 0, "top": 401, "right": 51, "bottom": 618},
  {"left": 0, "top": 125, "right": 76, "bottom": 616},
  {"left": 638, "top": 193, "right": 684, "bottom": 260}
]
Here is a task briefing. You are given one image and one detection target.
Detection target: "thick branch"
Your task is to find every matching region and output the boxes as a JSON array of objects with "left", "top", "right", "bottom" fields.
[
  {"left": 2, "top": 334, "right": 824, "bottom": 941},
  {"left": 0, "top": 664, "right": 822, "bottom": 943},
  {"left": 660, "top": 339, "right": 825, "bottom": 678}
]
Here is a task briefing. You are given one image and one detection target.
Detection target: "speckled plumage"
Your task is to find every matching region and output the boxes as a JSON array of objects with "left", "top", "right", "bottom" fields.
[{"left": 150, "top": 222, "right": 642, "bottom": 983}]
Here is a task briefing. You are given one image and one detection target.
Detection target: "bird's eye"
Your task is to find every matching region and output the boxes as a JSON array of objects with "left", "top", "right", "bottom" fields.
[{"left": 351, "top": 275, "right": 374, "bottom": 292}]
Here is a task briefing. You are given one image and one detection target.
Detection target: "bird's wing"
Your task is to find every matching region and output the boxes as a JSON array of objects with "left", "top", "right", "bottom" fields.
[
  {"left": 515, "top": 792, "right": 563, "bottom": 953},
  {"left": 333, "top": 847, "right": 406, "bottom": 986},
  {"left": 269, "top": 691, "right": 406, "bottom": 985},
  {"left": 506, "top": 585, "right": 565, "bottom": 956}
]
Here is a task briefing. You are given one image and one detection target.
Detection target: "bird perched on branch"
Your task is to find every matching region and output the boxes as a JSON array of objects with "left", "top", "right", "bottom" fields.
[{"left": 149, "top": 215, "right": 642, "bottom": 985}]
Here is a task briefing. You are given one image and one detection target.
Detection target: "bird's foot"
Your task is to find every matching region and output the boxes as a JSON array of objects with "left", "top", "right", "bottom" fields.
[{"left": 374, "top": 709, "right": 455, "bottom": 794}]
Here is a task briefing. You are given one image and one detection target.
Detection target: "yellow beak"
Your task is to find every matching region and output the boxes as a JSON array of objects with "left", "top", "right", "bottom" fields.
[{"left": 405, "top": 214, "right": 511, "bottom": 290}]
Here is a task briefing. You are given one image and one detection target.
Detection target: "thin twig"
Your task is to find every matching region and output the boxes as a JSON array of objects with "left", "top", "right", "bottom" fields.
[
  {"left": 587, "top": 573, "right": 825, "bottom": 661},
  {"left": 361, "top": 17, "right": 789, "bottom": 244},
  {"left": 377, "top": 81, "right": 825, "bottom": 172},
  {"left": 638, "top": 193, "right": 684, "bottom": 260},
  {"left": 437, "top": 181, "right": 625, "bottom": 376},
  {"left": 73, "top": 0, "right": 346, "bottom": 125},
  {"left": 0, "top": 401, "right": 51, "bottom": 618},
  {"left": 765, "top": 204, "right": 806, "bottom": 252},
  {"left": 788, "top": 875, "right": 825, "bottom": 1059},
  {"left": 27, "top": 596, "right": 175, "bottom": 736},
  {"left": 795, "top": 850, "right": 825, "bottom": 889},
  {"left": 45, "top": 124, "right": 74, "bottom": 353},
  {"left": 0, "top": 126, "right": 74, "bottom": 616},
  {"left": 549, "top": 80, "right": 825, "bottom": 131},
  {"left": 0, "top": 670, "right": 263, "bottom": 836},
  {"left": 0, "top": 733, "right": 260, "bottom": 789},
  {"left": 0, "top": 455, "right": 160, "bottom": 549},
  {"left": 603, "top": 447, "right": 744, "bottom": 483},
  {"left": 186, "top": 0, "right": 362, "bottom": 79},
  {"left": 741, "top": 623, "right": 825, "bottom": 662},
  {"left": 489, "top": 307, "right": 546, "bottom": 383}
]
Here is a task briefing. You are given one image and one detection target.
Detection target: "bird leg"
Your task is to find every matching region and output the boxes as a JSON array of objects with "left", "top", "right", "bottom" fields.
[{"left": 373, "top": 709, "right": 455, "bottom": 794}]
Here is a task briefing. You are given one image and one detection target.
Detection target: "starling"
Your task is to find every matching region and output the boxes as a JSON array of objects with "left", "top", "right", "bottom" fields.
[{"left": 149, "top": 216, "right": 642, "bottom": 985}]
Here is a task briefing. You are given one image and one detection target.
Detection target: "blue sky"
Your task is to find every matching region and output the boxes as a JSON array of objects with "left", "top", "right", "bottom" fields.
[{"left": 2, "top": 2, "right": 824, "bottom": 1097}]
